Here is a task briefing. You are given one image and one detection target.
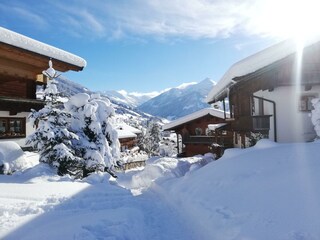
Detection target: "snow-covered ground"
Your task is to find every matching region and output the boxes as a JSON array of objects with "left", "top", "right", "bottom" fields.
[{"left": 1, "top": 140, "right": 320, "bottom": 240}]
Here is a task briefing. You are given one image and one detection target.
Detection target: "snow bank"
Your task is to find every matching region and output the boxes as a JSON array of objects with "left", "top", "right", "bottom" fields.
[
  {"left": 1, "top": 140, "right": 320, "bottom": 239},
  {"left": 0, "top": 169, "right": 197, "bottom": 240},
  {"left": 160, "top": 140, "right": 320, "bottom": 240},
  {"left": 0, "top": 142, "right": 30, "bottom": 174},
  {"left": 118, "top": 154, "right": 215, "bottom": 195}
]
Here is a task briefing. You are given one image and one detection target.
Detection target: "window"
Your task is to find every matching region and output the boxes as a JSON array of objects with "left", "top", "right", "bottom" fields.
[
  {"left": 299, "top": 95, "right": 315, "bottom": 111},
  {"left": 195, "top": 127, "right": 203, "bottom": 135},
  {"left": 0, "top": 118, "right": 26, "bottom": 138}
]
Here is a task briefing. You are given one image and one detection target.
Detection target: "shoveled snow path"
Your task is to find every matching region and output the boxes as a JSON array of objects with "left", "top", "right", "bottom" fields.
[{"left": 0, "top": 176, "right": 198, "bottom": 240}]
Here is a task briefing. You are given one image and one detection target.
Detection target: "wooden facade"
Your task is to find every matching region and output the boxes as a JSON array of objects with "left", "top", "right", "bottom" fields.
[
  {"left": 115, "top": 124, "right": 142, "bottom": 152},
  {"left": 0, "top": 28, "right": 85, "bottom": 144},
  {"left": 215, "top": 41, "right": 320, "bottom": 146},
  {"left": 119, "top": 137, "right": 138, "bottom": 151},
  {"left": 164, "top": 112, "right": 233, "bottom": 158},
  {"left": 0, "top": 42, "right": 84, "bottom": 80}
]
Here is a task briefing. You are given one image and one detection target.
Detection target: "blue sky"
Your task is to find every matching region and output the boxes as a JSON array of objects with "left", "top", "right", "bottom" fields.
[{"left": 1, "top": 0, "right": 316, "bottom": 93}]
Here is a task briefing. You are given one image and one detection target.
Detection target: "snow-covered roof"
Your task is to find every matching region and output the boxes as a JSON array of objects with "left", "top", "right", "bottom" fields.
[
  {"left": 162, "top": 108, "right": 229, "bottom": 131},
  {"left": 117, "top": 129, "right": 137, "bottom": 139},
  {"left": 115, "top": 123, "right": 141, "bottom": 139},
  {"left": 208, "top": 123, "right": 227, "bottom": 131},
  {"left": 206, "top": 36, "right": 320, "bottom": 103},
  {"left": 121, "top": 124, "right": 142, "bottom": 134},
  {"left": 0, "top": 27, "right": 86, "bottom": 68}
]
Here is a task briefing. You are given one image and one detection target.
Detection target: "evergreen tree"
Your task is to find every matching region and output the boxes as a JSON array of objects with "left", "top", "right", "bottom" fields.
[
  {"left": 65, "top": 93, "right": 120, "bottom": 177},
  {"left": 144, "top": 121, "right": 161, "bottom": 157},
  {"left": 27, "top": 63, "right": 82, "bottom": 176},
  {"left": 27, "top": 60, "right": 121, "bottom": 178}
]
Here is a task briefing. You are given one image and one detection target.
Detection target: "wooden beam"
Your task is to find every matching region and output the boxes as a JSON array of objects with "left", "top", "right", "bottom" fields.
[{"left": 0, "top": 43, "right": 83, "bottom": 73}]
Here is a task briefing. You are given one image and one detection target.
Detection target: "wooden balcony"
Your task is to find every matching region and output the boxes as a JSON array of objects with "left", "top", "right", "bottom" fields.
[
  {"left": 0, "top": 96, "right": 44, "bottom": 113},
  {"left": 183, "top": 135, "right": 233, "bottom": 147},
  {"left": 231, "top": 115, "right": 271, "bottom": 132},
  {"left": 184, "top": 136, "right": 215, "bottom": 144}
]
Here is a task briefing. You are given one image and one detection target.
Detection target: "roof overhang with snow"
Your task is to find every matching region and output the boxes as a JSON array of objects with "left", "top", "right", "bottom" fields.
[
  {"left": 206, "top": 36, "right": 320, "bottom": 104},
  {"left": 0, "top": 27, "right": 86, "bottom": 80},
  {"left": 115, "top": 123, "right": 141, "bottom": 139},
  {"left": 162, "top": 108, "right": 229, "bottom": 131},
  {"left": 117, "top": 130, "right": 137, "bottom": 139}
]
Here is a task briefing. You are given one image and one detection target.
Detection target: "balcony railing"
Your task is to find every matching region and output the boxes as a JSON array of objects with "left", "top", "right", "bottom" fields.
[
  {"left": 183, "top": 136, "right": 214, "bottom": 144},
  {"left": 0, "top": 96, "right": 44, "bottom": 112},
  {"left": 231, "top": 115, "right": 271, "bottom": 132},
  {"left": 183, "top": 135, "right": 233, "bottom": 147},
  {"left": 252, "top": 115, "right": 271, "bottom": 131}
]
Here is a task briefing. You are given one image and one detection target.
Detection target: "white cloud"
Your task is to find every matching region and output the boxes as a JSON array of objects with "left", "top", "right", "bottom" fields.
[
  {"left": 78, "top": 10, "right": 105, "bottom": 34},
  {"left": 12, "top": 7, "right": 47, "bottom": 27},
  {"left": 101, "top": 0, "right": 253, "bottom": 39},
  {"left": 18, "top": 0, "right": 253, "bottom": 40},
  {"left": 0, "top": 3, "right": 48, "bottom": 29},
  {"left": 118, "top": 90, "right": 128, "bottom": 96},
  {"left": 129, "top": 91, "right": 161, "bottom": 98},
  {"left": 8, "top": 0, "right": 320, "bottom": 41}
]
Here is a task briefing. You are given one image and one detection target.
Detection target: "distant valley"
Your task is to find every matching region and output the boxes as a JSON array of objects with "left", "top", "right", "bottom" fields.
[{"left": 52, "top": 77, "right": 217, "bottom": 121}]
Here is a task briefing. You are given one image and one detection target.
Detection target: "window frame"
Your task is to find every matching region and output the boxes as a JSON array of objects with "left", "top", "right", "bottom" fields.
[
  {"left": 0, "top": 117, "right": 26, "bottom": 139},
  {"left": 299, "top": 95, "right": 316, "bottom": 112},
  {"left": 194, "top": 127, "right": 203, "bottom": 136}
]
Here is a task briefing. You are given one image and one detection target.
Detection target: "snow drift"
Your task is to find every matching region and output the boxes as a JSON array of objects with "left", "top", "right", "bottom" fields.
[{"left": 1, "top": 140, "right": 320, "bottom": 240}]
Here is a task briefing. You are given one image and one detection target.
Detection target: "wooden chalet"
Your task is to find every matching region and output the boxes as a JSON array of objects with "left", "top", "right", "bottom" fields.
[
  {"left": 0, "top": 27, "right": 86, "bottom": 147},
  {"left": 207, "top": 38, "right": 320, "bottom": 147},
  {"left": 115, "top": 123, "right": 142, "bottom": 152},
  {"left": 163, "top": 108, "right": 233, "bottom": 157}
]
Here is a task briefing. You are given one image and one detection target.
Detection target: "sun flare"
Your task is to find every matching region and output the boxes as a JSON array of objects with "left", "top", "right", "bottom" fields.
[{"left": 252, "top": 0, "right": 320, "bottom": 42}]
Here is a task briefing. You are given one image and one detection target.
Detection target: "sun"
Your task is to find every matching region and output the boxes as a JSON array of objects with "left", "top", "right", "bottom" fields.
[{"left": 252, "top": 0, "right": 320, "bottom": 42}]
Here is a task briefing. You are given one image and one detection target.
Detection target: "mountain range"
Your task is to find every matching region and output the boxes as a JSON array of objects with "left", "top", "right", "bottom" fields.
[
  {"left": 101, "top": 90, "right": 159, "bottom": 108},
  {"left": 138, "top": 78, "right": 216, "bottom": 120},
  {"left": 51, "top": 77, "right": 216, "bottom": 121}
]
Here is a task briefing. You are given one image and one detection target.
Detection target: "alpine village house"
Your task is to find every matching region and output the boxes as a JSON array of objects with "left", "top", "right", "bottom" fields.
[
  {"left": 0, "top": 27, "right": 86, "bottom": 148},
  {"left": 206, "top": 38, "right": 320, "bottom": 148},
  {"left": 163, "top": 108, "right": 233, "bottom": 158},
  {"left": 115, "top": 123, "right": 142, "bottom": 152}
]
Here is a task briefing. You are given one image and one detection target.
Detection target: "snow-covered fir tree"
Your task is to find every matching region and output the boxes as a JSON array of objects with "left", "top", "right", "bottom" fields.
[
  {"left": 27, "top": 67, "right": 81, "bottom": 176},
  {"left": 65, "top": 93, "right": 120, "bottom": 177},
  {"left": 143, "top": 121, "right": 161, "bottom": 157},
  {"left": 27, "top": 61, "right": 120, "bottom": 178},
  {"left": 311, "top": 98, "right": 320, "bottom": 138}
]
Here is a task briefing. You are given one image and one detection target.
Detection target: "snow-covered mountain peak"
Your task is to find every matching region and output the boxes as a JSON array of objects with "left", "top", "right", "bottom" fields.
[
  {"left": 175, "top": 82, "right": 197, "bottom": 89},
  {"left": 138, "top": 78, "right": 216, "bottom": 120}
]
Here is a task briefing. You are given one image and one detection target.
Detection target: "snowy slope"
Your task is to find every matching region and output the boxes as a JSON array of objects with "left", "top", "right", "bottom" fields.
[
  {"left": 102, "top": 90, "right": 159, "bottom": 108},
  {"left": 0, "top": 155, "right": 201, "bottom": 240},
  {"left": 138, "top": 78, "right": 216, "bottom": 120},
  {"left": 1, "top": 140, "right": 320, "bottom": 239},
  {"left": 121, "top": 140, "right": 320, "bottom": 240},
  {"left": 42, "top": 77, "right": 160, "bottom": 124}
]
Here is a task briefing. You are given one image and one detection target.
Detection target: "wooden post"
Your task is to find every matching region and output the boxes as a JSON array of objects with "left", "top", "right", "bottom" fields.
[{"left": 223, "top": 98, "right": 226, "bottom": 119}]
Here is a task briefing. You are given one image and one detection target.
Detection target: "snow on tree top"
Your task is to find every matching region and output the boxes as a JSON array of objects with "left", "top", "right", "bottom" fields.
[
  {"left": 206, "top": 36, "right": 320, "bottom": 103},
  {"left": 0, "top": 27, "right": 86, "bottom": 68},
  {"left": 66, "top": 93, "right": 90, "bottom": 108}
]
